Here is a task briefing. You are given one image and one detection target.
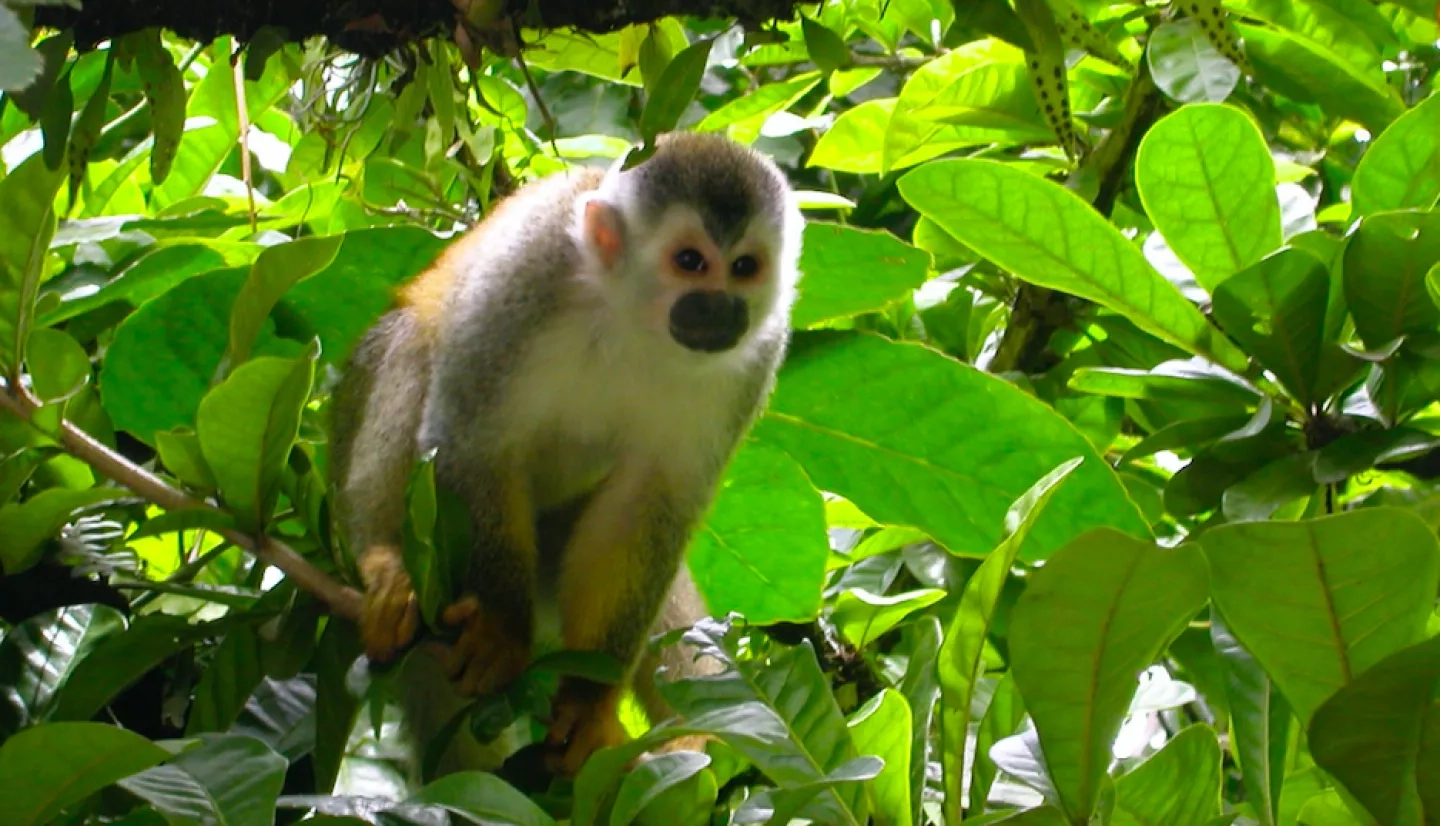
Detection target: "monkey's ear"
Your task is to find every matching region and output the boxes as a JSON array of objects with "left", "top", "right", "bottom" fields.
[{"left": 578, "top": 196, "right": 625, "bottom": 270}]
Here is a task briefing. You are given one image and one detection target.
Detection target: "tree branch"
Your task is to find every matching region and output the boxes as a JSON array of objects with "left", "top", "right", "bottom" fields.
[
  {"left": 0, "top": 387, "right": 364, "bottom": 622},
  {"left": 36, "top": 0, "right": 803, "bottom": 56}
]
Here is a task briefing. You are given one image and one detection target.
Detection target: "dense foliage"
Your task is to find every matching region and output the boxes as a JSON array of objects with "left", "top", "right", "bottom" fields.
[{"left": 1, "top": 0, "right": 1439, "bottom": 824}]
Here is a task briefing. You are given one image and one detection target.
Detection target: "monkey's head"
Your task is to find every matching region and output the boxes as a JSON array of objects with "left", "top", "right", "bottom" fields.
[{"left": 573, "top": 133, "right": 803, "bottom": 359}]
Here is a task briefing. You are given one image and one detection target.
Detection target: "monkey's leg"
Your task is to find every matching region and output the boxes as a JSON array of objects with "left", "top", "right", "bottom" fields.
[
  {"left": 632, "top": 566, "right": 720, "bottom": 756},
  {"left": 549, "top": 461, "right": 694, "bottom": 775},
  {"left": 437, "top": 463, "right": 539, "bottom": 697}
]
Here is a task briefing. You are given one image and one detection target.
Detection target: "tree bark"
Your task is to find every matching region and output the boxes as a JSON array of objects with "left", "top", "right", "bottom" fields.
[{"left": 36, "top": 0, "right": 802, "bottom": 56}]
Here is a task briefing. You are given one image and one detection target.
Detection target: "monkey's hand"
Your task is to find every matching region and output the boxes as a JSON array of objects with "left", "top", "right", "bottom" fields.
[
  {"left": 439, "top": 596, "right": 532, "bottom": 696},
  {"left": 358, "top": 545, "right": 420, "bottom": 664},
  {"left": 545, "top": 680, "right": 629, "bottom": 776}
]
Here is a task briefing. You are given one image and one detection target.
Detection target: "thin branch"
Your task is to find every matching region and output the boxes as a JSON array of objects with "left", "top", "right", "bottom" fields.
[
  {"left": 0, "top": 385, "right": 363, "bottom": 621},
  {"left": 232, "top": 53, "right": 258, "bottom": 234}
]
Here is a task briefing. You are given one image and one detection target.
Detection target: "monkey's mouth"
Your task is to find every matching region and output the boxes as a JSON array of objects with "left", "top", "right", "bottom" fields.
[
  {"left": 669, "top": 290, "right": 748, "bottom": 353},
  {"left": 670, "top": 324, "right": 744, "bottom": 353}
]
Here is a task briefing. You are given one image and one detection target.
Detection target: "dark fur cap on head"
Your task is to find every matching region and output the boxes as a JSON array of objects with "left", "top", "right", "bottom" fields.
[{"left": 621, "top": 132, "right": 792, "bottom": 249}]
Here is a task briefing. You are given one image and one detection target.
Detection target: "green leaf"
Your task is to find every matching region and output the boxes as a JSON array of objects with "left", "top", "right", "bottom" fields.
[
  {"left": 899, "top": 159, "right": 1249, "bottom": 372},
  {"left": 792, "top": 223, "right": 931, "bottom": 328},
  {"left": 226, "top": 235, "right": 342, "bottom": 372},
  {"left": 1009, "top": 530, "right": 1210, "bottom": 823},
  {"left": 1213, "top": 615, "right": 1288, "bottom": 826},
  {"left": 847, "top": 689, "right": 912, "bottom": 826},
  {"left": 690, "top": 440, "right": 829, "bottom": 624},
  {"left": 898, "top": 617, "right": 940, "bottom": 823},
  {"left": 610, "top": 752, "right": 712, "bottom": 826},
  {"left": 733, "top": 756, "right": 883, "bottom": 824},
  {"left": 0, "top": 487, "right": 128, "bottom": 575},
  {"left": 0, "top": 722, "right": 171, "bottom": 826},
  {"left": 1309, "top": 634, "right": 1440, "bottom": 826},
  {"left": 1352, "top": 91, "right": 1440, "bottom": 217},
  {"left": 937, "top": 457, "right": 1079, "bottom": 826},
  {"left": 1112, "top": 726, "right": 1223, "bottom": 826},
  {"left": 154, "top": 428, "right": 218, "bottom": 493},
  {"left": 0, "top": 7, "right": 43, "bottom": 92},
  {"left": 197, "top": 348, "right": 316, "bottom": 531},
  {"left": 119, "top": 733, "right": 287, "bottom": 826},
  {"left": 25, "top": 327, "right": 91, "bottom": 403},
  {"left": 0, "top": 605, "right": 126, "bottom": 728},
  {"left": 1146, "top": 19, "right": 1241, "bottom": 104},
  {"left": 1201, "top": 508, "right": 1440, "bottom": 723},
  {"left": 0, "top": 153, "right": 64, "bottom": 369},
  {"left": 1210, "top": 248, "right": 1335, "bottom": 406},
  {"left": 1343, "top": 209, "right": 1440, "bottom": 350},
  {"left": 410, "top": 772, "right": 554, "bottom": 825},
  {"left": 1236, "top": 22, "right": 1403, "bottom": 133},
  {"left": 883, "top": 43, "right": 1051, "bottom": 173},
  {"left": 756, "top": 332, "right": 1148, "bottom": 562},
  {"left": 185, "top": 626, "right": 264, "bottom": 736},
  {"left": 638, "top": 38, "right": 714, "bottom": 140},
  {"left": 696, "top": 71, "right": 823, "bottom": 134},
  {"left": 1136, "top": 104, "right": 1282, "bottom": 289},
  {"left": 802, "top": 16, "right": 849, "bottom": 73},
  {"left": 832, "top": 588, "right": 946, "bottom": 648},
  {"left": 51, "top": 613, "right": 260, "bottom": 722},
  {"left": 40, "top": 243, "right": 242, "bottom": 327}
]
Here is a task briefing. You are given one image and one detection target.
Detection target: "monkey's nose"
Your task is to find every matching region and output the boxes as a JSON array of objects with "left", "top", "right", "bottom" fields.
[{"left": 669, "top": 290, "right": 749, "bottom": 353}]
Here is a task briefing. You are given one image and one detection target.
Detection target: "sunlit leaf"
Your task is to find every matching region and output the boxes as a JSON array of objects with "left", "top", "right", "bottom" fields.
[
  {"left": 1201, "top": 508, "right": 1440, "bottom": 723},
  {"left": 900, "top": 159, "right": 1249, "bottom": 372}
]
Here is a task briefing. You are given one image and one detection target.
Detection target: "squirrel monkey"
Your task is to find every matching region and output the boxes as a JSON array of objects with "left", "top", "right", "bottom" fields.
[{"left": 329, "top": 132, "right": 802, "bottom": 777}]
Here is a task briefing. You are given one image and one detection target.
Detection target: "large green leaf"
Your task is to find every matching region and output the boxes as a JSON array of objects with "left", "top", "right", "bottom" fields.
[
  {"left": 1146, "top": 19, "right": 1241, "bottom": 104},
  {"left": 1112, "top": 725, "right": 1223, "bottom": 826},
  {"left": 755, "top": 332, "right": 1149, "bottom": 563},
  {"left": 937, "top": 457, "right": 1079, "bottom": 826},
  {"left": 1309, "top": 634, "right": 1440, "bottom": 826},
  {"left": 0, "top": 605, "right": 125, "bottom": 728},
  {"left": 899, "top": 159, "right": 1249, "bottom": 372},
  {"left": 1009, "top": 530, "right": 1210, "bottom": 823},
  {"left": 196, "top": 348, "right": 316, "bottom": 531},
  {"left": 847, "top": 688, "right": 913, "bottom": 826},
  {"left": 1213, "top": 615, "right": 1288, "bottom": 826},
  {"left": 50, "top": 611, "right": 262, "bottom": 723},
  {"left": 1343, "top": 209, "right": 1440, "bottom": 350},
  {"left": 1209, "top": 248, "right": 1336, "bottom": 406},
  {"left": 1237, "top": 22, "right": 1402, "bottom": 133},
  {"left": 792, "top": 223, "right": 931, "bottom": 328},
  {"left": 399, "top": 771, "right": 558, "bottom": 825},
  {"left": 690, "top": 440, "right": 829, "bottom": 624},
  {"left": 1136, "top": 104, "right": 1282, "bottom": 289},
  {"left": 225, "top": 235, "right": 342, "bottom": 372},
  {"left": 0, "top": 722, "right": 171, "bottom": 826},
  {"left": 1201, "top": 508, "right": 1440, "bottom": 724},
  {"left": 603, "top": 620, "right": 870, "bottom": 826},
  {"left": 276, "top": 226, "right": 448, "bottom": 365},
  {"left": 119, "top": 733, "right": 287, "bottom": 826},
  {"left": 1351, "top": 91, "right": 1440, "bottom": 217}
]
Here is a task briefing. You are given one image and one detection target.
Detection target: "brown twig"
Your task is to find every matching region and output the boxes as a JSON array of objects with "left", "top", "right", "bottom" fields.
[{"left": 0, "top": 386, "right": 364, "bottom": 621}]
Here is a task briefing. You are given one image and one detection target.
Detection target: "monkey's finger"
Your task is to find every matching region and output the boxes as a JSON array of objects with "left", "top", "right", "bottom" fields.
[
  {"left": 444, "top": 621, "right": 488, "bottom": 681},
  {"left": 441, "top": 596, "right": 480, "bottom": 627}
]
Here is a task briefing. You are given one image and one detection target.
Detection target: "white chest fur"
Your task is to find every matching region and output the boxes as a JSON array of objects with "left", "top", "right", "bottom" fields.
[{"left": 497, "top": 306, "right": 751, "bottom": 511}]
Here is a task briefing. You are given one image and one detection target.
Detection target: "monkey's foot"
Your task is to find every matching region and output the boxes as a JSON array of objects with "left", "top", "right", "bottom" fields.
[
  {"left": 545, "top": 682, "right": 628, "bottom": 776},
  {"left": 358, "top": 545, "right": 420, "bottom": 663},
  {"left": 440, "top": 596, "right": 531, "bottom": 696}
]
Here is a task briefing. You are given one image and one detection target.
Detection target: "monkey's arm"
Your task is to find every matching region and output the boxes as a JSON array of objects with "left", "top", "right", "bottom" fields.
[{"left": 330, "top": 311, "right": 432, "bottom": 662}]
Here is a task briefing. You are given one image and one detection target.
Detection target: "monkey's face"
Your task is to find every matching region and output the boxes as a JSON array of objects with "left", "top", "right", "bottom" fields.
[{"left": 637, "top": 207, "right": 789, "bottom": 356}]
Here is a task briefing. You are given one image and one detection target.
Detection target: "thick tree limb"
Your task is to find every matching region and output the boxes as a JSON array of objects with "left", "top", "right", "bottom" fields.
[
  {"left": 36, "top": 0, "right": 802, "bottom": 56},
  {"left": 0, "top": 386, "right": 364, "bottom": 622}
]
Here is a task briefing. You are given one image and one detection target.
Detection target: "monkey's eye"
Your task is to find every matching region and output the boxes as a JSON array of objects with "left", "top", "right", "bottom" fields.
[
  {"left": 674, "top": 248, "right": 707, "bottom": 273},
  {"left": 731, "top": 255, "right": 760, "bottom": 278}
]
